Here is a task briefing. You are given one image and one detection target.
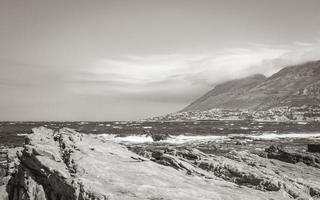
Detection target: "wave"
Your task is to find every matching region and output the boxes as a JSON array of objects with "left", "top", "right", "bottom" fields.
[
  {"left": 16, "top": 133, "right": 29, "bottom": 136},
  {"left": 246, "top": 133, "right": 320, "bottom": 140},
  {"left": 98, "top": 134, "right": 228, "bottom": 144},
  {"left": 97, "top": 134, "right": 153, "bottom": 143},
  {"left": 97, "top": 132, "right": 320, "bottom": 144},
  {"left": 164, "top": 135, "right": 228, "bottom": 144}
]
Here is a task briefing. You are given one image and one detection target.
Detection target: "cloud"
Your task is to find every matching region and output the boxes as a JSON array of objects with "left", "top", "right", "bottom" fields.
[
  {"left": 66, "top": 40, "right": 320, "bottom": 108},
  {"left": 1, "top": 40, "right": 320, "bottom": 120},
  {"left": 4, "top": 40, "right": 316, "bottom": 104}
]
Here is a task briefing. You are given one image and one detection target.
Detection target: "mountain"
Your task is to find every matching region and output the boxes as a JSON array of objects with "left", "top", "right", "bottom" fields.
[
  {"left": 182, "top": 74, "right": 267, "bottom": 111},
  {"left": 182, "top": 60, "right": 320, "bottom": 112}
]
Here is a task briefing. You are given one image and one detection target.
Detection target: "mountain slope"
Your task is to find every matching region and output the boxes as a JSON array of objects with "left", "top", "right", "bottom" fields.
[
  {"left": 183, "top": 60, "right": 320, "bottom": 112},
  {"left": 182, "top": 74, "right": 267, "bottom": 111}
]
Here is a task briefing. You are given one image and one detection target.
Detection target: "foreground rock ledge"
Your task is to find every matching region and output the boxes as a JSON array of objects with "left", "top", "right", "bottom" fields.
[{"left": 3, "top": 127, "right": 295, "bottom": 200}]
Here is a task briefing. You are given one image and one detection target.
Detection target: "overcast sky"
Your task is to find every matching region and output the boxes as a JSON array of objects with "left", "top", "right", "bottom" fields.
[{"left": 1, "top": 0, "right": 320, "bottom": 121}]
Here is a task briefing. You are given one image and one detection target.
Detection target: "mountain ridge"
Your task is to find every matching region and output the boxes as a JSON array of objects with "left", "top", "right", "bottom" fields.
[{"left": 182, "top": 60, "right": 320, "bottom": 112}]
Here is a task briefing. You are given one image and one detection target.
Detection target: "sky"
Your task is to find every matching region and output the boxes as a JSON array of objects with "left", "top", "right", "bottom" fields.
[{"left": 1, "top": 0, "right": 320, "bottom": 121}]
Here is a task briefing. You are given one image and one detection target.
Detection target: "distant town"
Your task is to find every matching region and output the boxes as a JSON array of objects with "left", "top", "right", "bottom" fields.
[{"left": 151, "top": 105, "right": 320, "bottom": 122}]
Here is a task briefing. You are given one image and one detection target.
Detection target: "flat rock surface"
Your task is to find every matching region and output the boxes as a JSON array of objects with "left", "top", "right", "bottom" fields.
[{"left": 5, "top": 127, "right": 293, "bottom": 200}]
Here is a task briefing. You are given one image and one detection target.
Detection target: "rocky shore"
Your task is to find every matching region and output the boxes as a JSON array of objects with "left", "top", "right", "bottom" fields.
[{"left": 0, "top": 127, "right": 320, "bottom": 199}]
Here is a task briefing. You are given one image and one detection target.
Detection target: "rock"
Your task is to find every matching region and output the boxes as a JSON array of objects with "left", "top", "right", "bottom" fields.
[
  {"left": 151, "top": 150, "right": 164, "bottom": 160},
  {"left": 197, "top": 150, "right": 320, "bottom": 199},
  {"left": 0, "top": 184, "right": 8, "bottom": 200},
  {"left": 176, "top": 148, "right": 204, "bottom": 160},
  {"left": 151, "top": 133, "right": 170, "bottom": 141},
  {"left": 3, "top": 127, "right": 293, "bottom": 200},
  {"left": 0, "top": 147, "right": 23, "bottom": 200},
  {"left": 308, "top": 144, "right": 320, "bottom": 153},
  {"left": 235, "top": 140, "right": 246, "bottom": 145},
  {"left": 0, "top": 167, "right": 5, "bottom": 178},
  {"left": 197, "top": 152, "right": 281, "bottom": 192},
  {"left": 129, "top": 144, "right": 320, "bottom": 200},
  {"left": 145, "top": 131, "right": 170, "bottom": 141},
  {"left": 164, "top": 147, "right": 177, "bottom": 156},
  {"left": 265, "top": 145, "right": 320, "bottom": 168},
  {"left": 7, "top": 128, "right": 81, "bottom": 200}
]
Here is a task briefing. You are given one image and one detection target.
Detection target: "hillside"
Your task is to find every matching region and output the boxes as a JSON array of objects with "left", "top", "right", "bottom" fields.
[
  {"left": 182, "top": 74, "right": 267, "bottom": 111},
  {"left": 183, "top": 60, "right": 320, "bottom": 112}
]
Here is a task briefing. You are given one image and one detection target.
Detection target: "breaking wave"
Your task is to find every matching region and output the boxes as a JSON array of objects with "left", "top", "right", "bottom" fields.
[
  {"left": 98, "top": 132, "right": 320, "bottom": 144},
  {"left": 246, "top": 132, "right": 320, "bottom": 140},
  {"left": 164, "top": 135, "right": 228, "bottom": 144}
]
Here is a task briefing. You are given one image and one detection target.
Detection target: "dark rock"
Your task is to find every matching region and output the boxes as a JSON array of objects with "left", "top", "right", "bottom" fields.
[
  {"left": 151, "top": 150, "right": 164, "bottom": 160},
  {"left": 176, "top": 148, "right": 203, "bottom": 160},
  {"left": 265, "top": 145, "right": 320, "bottom": 168},
  {"left": 24, "top": 137, "right": 31, "bottom": 145},
  {"left": 164, "top": 147, "right": 177, "bottom": 156},
  {"left": 145, "top": 130, "right": 170, "bottom": 141},
  {"left": 151, "top": 134, "right": 169, "bottom": 142},
  {"left": 0, "top": 167, "right": 6, "bottom": 184},
  {"left": 308, "top": 144, "right": 320, "bottom": 153},
  {"left": 235, "top": 140, "right": 246, "bottom": 145}
]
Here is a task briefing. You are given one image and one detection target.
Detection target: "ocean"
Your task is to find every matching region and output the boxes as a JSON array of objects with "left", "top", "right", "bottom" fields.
[{"left": 1, "top": 120, "right": 320, "bottom": 169}]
